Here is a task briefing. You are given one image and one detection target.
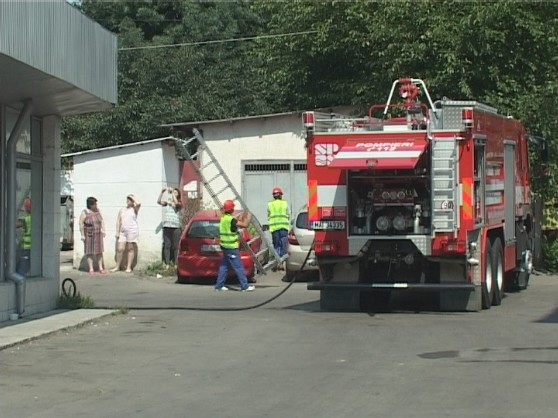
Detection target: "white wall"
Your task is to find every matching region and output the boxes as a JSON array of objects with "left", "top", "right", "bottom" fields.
[
  {"left": 198, "top": 114, "right": 306, "bottom": 212},
  {"left": 60, "top": 169, "right": 74, "bottom": 196},
  {"left": 72, "top": 140, "right": 180, "bottom": 269}
]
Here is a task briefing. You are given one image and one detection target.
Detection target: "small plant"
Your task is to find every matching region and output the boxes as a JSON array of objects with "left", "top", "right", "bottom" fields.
[
  {"left": 145, "top": 260, "right": 177, "bottom": 277},
  {"left": 542, "top": 233, "right": 558, "bottom": 272},
  {"left": 57, "top": 292, "right": 95, "bottom": 309},
  {"left": 113, "top": 306, "right": 129, "bottom": 315}
]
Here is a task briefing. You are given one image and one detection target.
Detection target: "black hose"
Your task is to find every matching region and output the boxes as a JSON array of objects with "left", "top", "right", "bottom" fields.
[{"left": 83, "top": 242, "right": 315, "bottom": 312}]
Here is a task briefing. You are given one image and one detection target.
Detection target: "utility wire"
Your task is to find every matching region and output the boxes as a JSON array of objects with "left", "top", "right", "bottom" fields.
[{"left": 119, "top": 30, "right": 318, "bottom": 51}]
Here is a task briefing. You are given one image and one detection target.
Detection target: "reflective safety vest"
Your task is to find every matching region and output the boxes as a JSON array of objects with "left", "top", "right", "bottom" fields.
[
  {"left": 219, "top": 213, "right": 239, "bottom": 249},
  {"left": 268, "top": 199, "right": 289, "bottom": 232},
  {"left": 22, "top": 214, "right": 32, "bottom": 250}
]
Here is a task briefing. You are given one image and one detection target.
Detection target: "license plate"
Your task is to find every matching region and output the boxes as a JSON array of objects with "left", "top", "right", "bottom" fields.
[
  {"left": 311, "top": 220, "right": 345, "bottom": 230},
  {"left": 201, "top": 244, "right": 221, "bottom": 252}
]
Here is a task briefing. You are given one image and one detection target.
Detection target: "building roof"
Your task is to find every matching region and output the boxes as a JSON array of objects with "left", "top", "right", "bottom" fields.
[
  {"left": 0, "top": 1, "right": 117, "bottom": 116},
  {"left": 159, "top": 111, "right": 300, "bottom": 128},
  {"left": 61, "top": 136, "right": 175, "bottom": 158},
  {"left": 159, "top": 106, "right": 358, "bottom": 129}
]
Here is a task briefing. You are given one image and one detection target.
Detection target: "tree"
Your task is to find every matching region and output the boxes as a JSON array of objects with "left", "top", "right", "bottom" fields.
[{"left": 62, "top": 0, "right": 271, "bottom": 152}]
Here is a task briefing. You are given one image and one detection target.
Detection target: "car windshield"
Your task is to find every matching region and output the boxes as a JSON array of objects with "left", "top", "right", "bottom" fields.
[
  {"left": 187, "top": 220, "right": 220, "bottom": 239},
  {"left": 295, "top": 212, "right": 309, "bottom": 229}
]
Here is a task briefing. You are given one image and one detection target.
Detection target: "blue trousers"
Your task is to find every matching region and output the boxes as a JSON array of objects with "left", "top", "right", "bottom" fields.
[
  {"left": 272, "top": 229, "right": 288, "bottom": 257},
  {"left": 16, "top": 249, "right": 30, "bottom": 276},
  {"left": 215, "top": 247, "right": 249, "bottom": 290}
]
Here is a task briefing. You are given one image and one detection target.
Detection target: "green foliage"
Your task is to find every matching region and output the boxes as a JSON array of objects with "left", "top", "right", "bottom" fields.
[
  {"left": 145, "top": 261, "right": 177, "bottom": 277},
  {"left": 542, "top": 233, "right": 558, "bottom": 272},
  {"left": 63, "top": 0, "right": 271, "bottom": 153},
  {"left": 65, "top": 0, "right": 558, "bottom": 190},
  {"left": 57, "top": 292, "right": 96, "bottom": 309}
]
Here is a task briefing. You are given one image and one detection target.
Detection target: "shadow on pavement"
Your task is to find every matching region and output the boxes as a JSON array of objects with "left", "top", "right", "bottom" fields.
[{"left": 535, "top": 306, "right": 558, "bottom": 323}]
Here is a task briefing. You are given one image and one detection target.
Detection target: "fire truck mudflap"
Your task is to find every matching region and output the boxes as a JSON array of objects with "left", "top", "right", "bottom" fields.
[{"left": 303, "top": 78, "right": 545, "bottom": 312}]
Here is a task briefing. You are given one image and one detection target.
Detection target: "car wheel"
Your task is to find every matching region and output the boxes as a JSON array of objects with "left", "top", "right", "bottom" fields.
[
  {"left": 285, "top": 268, "right": 297, "bottom": 281},
  {"left": 176, "top": 275, "right": 190, "bottom": 284}
]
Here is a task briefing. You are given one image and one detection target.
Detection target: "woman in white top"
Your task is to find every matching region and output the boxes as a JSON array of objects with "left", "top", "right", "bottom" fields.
[{"left": 110, "top": 194, "right": 141, "bottom": 273}]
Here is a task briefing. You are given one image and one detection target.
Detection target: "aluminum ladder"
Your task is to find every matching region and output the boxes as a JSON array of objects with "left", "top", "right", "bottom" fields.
[
  {"left": 173, "top": 129, "right": 284, "bottom": 275},
  {"left": 431, "top": 137, "right": 458, "bottom": 233}
]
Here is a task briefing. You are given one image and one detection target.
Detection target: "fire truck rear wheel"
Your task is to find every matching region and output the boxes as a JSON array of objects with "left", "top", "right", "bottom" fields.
[
  {"left": 491, "top": 238, "right": 504, "bottom": 306},
  {"left": 481, "top": 240, "right": 494, "bottom": 310}
]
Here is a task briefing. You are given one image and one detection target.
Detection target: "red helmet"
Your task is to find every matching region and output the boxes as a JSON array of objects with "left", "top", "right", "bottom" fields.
[
  {"left": 272, "top": 187, "right": 283, "bottom": 196},
  {"left": 223, "top": 200, "right": 235, "bottom": 212},
  {"left": 24, "top": 199, "right": 31, "bottom": 212}
]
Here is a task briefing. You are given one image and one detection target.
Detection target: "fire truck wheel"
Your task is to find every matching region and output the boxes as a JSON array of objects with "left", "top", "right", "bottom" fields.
[
  {"left": 491, "top": 238, "right": 504, "bottom": 306},
  {"left": 481, "top": 240, "right": 494, "bottom": 310}
]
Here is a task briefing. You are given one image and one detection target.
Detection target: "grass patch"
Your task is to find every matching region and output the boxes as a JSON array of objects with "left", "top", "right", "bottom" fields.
[
  {"left": 145, "top": 261, "right": 177, "bottom": 277},
  {"left": 57, "top": 292, "right": 95, "bottom": 309},
  {"left": 112, "top": 306, "right": 129, "bottom": 315}
]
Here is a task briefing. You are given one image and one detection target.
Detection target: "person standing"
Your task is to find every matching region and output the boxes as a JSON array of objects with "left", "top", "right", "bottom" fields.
[
  {"left": 157, "top": 186, "right": 183, "bottom": 265},
  {"left": 16, "top": 198, "right": 32, "bottom": 276},
  {"left": 79, "top": 196, "right": 107, "bottom": 275},
  {"left": 267, "top": 187, "right": 290, "bottom": 269},
  {"left": 214, "top": 200, "right": 255, "bottom": 292},
  {"left": 111, "top": 194, "right": 141, "bottom": 273}
]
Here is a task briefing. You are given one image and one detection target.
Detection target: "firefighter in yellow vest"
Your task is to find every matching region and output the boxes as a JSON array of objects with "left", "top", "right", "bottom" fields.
[
  {"left": 16, "top": 198, "right": 32, "bottom": 276},
  {"left": 214, "top": 200, "right": 256, "bottom": 292},
  {"left": 267, "top": 187, "right": 290, "bottom": 269}
]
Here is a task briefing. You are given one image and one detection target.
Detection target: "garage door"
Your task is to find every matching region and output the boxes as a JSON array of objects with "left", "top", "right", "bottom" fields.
[{"left": 242, "top": 161, "right": 307, "bottom": 227}]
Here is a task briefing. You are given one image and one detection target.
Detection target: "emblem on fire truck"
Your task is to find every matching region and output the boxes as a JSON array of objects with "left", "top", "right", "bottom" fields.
[{"left": 314, "top": 143, "right": 339, "bottom": 166}]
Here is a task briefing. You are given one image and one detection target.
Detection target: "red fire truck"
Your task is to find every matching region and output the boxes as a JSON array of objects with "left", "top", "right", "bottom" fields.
[{"left": 304, "top": 78, "right": 546, "bottom": 311}]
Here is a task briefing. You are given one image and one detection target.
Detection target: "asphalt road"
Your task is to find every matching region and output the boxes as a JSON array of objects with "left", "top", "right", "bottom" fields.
[{"left": 1, "top": 252, "right": 557, "bottom": 418}]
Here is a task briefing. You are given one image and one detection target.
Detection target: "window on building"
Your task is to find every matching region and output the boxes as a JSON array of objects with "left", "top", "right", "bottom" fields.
[{"left": 5, "top": 107, "right": 43, "bottom": 278}]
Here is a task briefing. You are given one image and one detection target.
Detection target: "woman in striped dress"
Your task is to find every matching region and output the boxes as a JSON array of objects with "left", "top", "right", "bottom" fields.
[{"left": 80, "top": 196, "right": 107, "bottom": 275}]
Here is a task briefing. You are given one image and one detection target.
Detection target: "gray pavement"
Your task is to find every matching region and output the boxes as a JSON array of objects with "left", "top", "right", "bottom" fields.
[
  {"left": 0, "top": 309, "right": 116, "bottom": 350},
  {"left": 0, "top": 251, "right": 316, "bottom": 351},
  {"left": 1, "top": 252, "right": 558, "bottom": 418}
]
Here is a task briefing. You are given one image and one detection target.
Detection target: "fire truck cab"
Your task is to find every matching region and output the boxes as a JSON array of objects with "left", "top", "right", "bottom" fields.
[{"left": 304, "top": 78, "right": 545, "bottom": 312}]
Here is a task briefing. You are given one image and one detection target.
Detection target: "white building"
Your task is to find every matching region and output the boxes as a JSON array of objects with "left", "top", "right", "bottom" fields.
[
  {"left": 0, "top": 1, "right": 117, "bottom": 321},
  {"left": 63, "top": 138, "right": 180, "bottom": 270},
  {"left": 164, "top": 110, "right": 351, "bottom": 223}
]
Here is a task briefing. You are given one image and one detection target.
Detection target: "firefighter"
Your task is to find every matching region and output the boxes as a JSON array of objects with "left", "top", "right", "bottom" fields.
[
  {"left": 267, "top": 187, "right": 290, "bottom": 269},
  {"left": 214, "top": 200, "right": 255, "bottom": 292}
]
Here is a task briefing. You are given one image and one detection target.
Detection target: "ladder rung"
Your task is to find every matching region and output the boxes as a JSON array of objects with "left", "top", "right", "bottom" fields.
[
  {"left": 190, "top": 152, "right": 200, "bottom": 160},
  {"left": 255, "top": 248, "right": 268, "bottom": 258},
  {"left": 247, "top": 237, "right": 259, "bottom": 246},
  {"left": 202, "top": 161, "right": 213, "bottom": 170},
  {"left": 215, "top": 185, "right": 230, "bottom": 196},
  {"left": 182, "top": 137, "right": 196, "bottom": 146},
  {"left": 206, "top": 173, "right": 222, "bottom": 184},
  {"left": 262, "top": 260, "right": 279, "bottom": 271}
]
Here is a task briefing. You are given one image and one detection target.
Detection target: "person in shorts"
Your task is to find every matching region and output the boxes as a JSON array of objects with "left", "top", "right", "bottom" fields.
[{"left": 111, "top": 194, "right": 141, "bottom": 273}]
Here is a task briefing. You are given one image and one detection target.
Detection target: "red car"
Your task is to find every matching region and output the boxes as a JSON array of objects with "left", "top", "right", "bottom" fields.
[{"left": 177, "top": 210, "right": 263, "bottom": 284}]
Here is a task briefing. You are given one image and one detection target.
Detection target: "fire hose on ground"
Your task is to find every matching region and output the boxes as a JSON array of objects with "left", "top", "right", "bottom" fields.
[{"left": 61, "top": 242, "right": 315, "bottom": 312}]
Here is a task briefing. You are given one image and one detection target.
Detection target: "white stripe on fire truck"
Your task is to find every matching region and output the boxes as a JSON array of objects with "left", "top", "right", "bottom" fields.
[
  {"left": 334, "top": 151, "right": 423, "bottom": 159},
  {"left": 485, "top": 181, "right": 505, "bottom": 192},
  {"left": 486, "top": 193, "right": 503, "bottom": 206},
  {"left": 317, "top": 185, "right": 347, "bottom": 207}
]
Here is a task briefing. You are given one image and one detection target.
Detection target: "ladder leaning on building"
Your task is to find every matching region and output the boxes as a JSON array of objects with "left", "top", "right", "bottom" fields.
[{"left": 173, "top": 129, "right": 286, "bottom": 276}]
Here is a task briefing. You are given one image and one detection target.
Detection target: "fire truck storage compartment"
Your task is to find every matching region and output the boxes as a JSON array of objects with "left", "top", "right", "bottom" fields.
[{"left": 347, "top": 158, "right": 432, "bottom": 236}]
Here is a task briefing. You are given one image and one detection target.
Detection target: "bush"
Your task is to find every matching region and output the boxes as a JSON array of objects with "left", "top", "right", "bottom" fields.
[
  {"left": 542, "top": 233, "right": 558, "bottom": 272},
  {"left": 145, "top": 260, "right": 177, "bottom": 277},
  {"left": 57, "top": 292, "right": 95, "bottom": 309}
]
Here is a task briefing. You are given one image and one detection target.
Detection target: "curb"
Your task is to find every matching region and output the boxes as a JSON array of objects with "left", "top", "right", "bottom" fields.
[{"left": 0, "top": 309, "right": 117, "bottom": 351}]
